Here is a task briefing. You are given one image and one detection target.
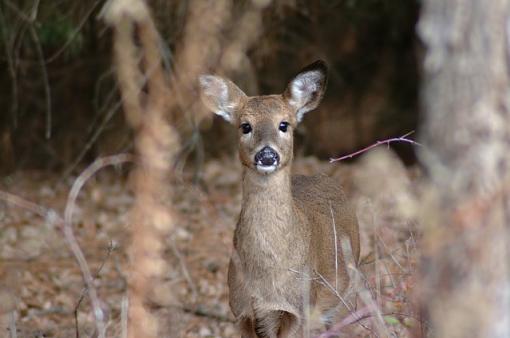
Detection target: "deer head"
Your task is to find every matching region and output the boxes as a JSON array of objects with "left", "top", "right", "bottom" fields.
[{"left": 199, "top": 60, "right": 328, "bottom": 175}]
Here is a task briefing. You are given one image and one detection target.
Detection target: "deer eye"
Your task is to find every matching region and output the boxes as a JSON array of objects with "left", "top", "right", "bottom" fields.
[
  {"left": 279, "top": 121, "right": 290, "bottom": 133},
  {"left": 240, "top": 123, "right": 252, "bottom": 134}
]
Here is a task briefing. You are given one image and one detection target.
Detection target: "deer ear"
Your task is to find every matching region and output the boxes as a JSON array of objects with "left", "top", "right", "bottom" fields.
[
  {"left": 284, "top": 60, "right": 328, "bottom": 122},
  {"left": 199, "top": 75, "right": 247, "bottom": 123}
]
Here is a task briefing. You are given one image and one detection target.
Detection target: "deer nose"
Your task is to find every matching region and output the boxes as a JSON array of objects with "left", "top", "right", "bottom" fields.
[{"left": 255, "top": 146, "right": 280, "bottom": 166}]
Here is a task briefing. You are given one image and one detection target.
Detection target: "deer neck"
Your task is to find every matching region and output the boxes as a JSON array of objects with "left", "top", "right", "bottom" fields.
[
  {"left": 237, "top": 165, "right": 308, "bottom": 273},
  {"left": 240, "top": 165, "right": 294, "bottom": 224}
]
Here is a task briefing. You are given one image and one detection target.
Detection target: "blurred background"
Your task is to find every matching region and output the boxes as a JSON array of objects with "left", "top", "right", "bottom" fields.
[{"left": 0, "top": 0, "right": 420, "bottom": 173}]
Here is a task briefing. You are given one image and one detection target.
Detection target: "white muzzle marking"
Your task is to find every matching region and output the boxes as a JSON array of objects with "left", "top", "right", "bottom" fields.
[{"left": 256, "top": 162, "right": 277, "bottom": 174}]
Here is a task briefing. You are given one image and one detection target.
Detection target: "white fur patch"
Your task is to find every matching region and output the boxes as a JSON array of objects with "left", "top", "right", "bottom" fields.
[
  {"left": 289, "top": 72, "right": 320, "bottom": 102},
  {"left": 288, "top": 70, "right": 323, "bottom": 122},
  {"left": 256, "top": 163, "right": 277, "bottom": 174},
  {"left": 216, "top": 110, "right": 233, "bottom": 122}
]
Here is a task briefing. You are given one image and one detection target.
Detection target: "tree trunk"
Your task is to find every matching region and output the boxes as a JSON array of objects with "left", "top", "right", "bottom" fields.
[{"left": 417, "top": 0, "right": 510, "bottom": 337}]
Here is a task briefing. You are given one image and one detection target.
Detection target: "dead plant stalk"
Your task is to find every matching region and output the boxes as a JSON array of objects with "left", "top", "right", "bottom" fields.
[{"left": 102, "top": 0, "right": 178, "bottom": 337}]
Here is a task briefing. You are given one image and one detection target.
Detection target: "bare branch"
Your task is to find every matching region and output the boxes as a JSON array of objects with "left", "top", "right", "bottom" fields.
[
  {"left": 0, "top": 190, "right": 62, "bottom": 225},
  {"left": 64, "top": 154, "right": 133, "bottom": 338},
  {"left": 0, "top": 154, "right": 132, "bottom": 338},
  {"left": 329, "top": 131, "right": 421, "bottom": 163}
]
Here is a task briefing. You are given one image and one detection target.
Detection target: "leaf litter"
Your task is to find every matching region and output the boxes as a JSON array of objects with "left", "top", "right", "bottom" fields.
[{"left": 0, "top": 154, "right": 420, "bottom": 337}]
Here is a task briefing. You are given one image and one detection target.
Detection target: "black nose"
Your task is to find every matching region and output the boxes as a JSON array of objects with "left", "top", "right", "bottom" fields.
[{"left": 254, "top": 146, "right": 280, "bottom": 166}]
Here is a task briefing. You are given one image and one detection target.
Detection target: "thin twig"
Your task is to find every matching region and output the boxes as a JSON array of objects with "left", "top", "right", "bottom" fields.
[
  {"left": 64, "top": 154, "right": 133, "bottom": 338},
  {"left": 372, "top": 204, "right": 382, "bottom": 311},
  {"left": 329, "top": 131, "right": 422, "bottom": 163},
  {"left": 317, "top": 271, "right": 376, "bottom": 337},
  {"left": 341, "top": 236, "right": 383, "bottom": 337},
  {"left": 121, "top": 295, "right": 128, "bottom": 338},
  {"left": 169, "top": 240, "right": 198, "bottom": 302},
  {"left": 377, "top": 235, "right": 405, "bottom": 273},
  {"left": 315, "top": 305, "right": 376, "bottom": 338},
  {"left": 28, "top": 25, "right": 52, "bottom": 139},
  {"left": 8, "top": 311, "right": 17, "bottom": 338},
  {"left": 29, "top": 0, "right": 40, "bottom": 21},
  {"left": 316, "top": 273, "right": 355, "bottom": 320},
  {"left": 0, "top": 5, "right": 19, "bottom": 127},
  {"left": 288, "top": 268, "right": 321, "bottom": 282},
  {"left": 177, "top": 304, "right": 234, "bottom": 323},
  {"left": 2, "top": 0, "right": 31, "bottom": 22},
  {"left": 0, "top": 190, "right": 62, "bottom": 225},
  {"left": 64, "top": 54, "right": 159, "bottom": 179},
  {"left": 352, "top": 265, "right": 390, "bottom": 338},
  {"left": 297, "top": 240, "right": 373, "bottom": 336},
  {"left": 328, "top": 201, "right": 339, "bottom": 291},
  {"left": 44, "top": 0, "right": 102, "bottom": 63},
  {"left": 74, "top": 241, "right": 115, "bottom": 338},
  {"left": 316, "top": 308, "right": 426, "bottom": 338},
  {"left": 63, "top": 99, "right": 123, "bottom": 179},
  {"left": 3, "top": 0, "right": 101, "bottom": 64},
  {"left": 90, "top": 68, "right": 117, "bottom": 133}
]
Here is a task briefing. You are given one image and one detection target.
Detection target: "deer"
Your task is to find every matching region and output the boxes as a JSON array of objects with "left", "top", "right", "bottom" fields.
[{"left": 199, "top": 60, "right": 360, "bottom": 338}]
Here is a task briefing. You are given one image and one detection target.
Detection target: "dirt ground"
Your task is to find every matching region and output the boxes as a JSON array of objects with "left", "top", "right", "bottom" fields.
[{"left": 0, "top": 155, "right": 420, "bottom": 337}]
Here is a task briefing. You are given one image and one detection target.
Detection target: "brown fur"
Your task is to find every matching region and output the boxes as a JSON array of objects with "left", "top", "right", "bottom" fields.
[{"left": 199, "top": 61, "right": 360, "bottom": 337}]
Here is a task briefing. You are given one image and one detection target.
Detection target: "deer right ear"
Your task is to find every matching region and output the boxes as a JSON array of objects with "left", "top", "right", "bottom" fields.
[
  {"left": 284, "top": 60, "right": 328, "bottom": 123},
  {"left": 199, "top": 75, "right": 247, "bottom": 123}
]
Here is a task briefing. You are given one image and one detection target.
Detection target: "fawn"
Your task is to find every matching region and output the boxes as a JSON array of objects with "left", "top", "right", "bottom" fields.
[{"left": 199, "top": 61, "right": 360, "bottom": 337}]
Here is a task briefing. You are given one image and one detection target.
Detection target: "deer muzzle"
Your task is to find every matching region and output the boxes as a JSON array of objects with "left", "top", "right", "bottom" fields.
[{"left": 254, "top": 146, "right": 280, "bottom": 173}]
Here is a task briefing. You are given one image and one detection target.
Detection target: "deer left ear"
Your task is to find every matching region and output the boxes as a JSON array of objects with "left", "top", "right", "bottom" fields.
[
  {"left": 199, "top": 75, "right": 247, "bottom": 124},
  {"left": 283, "top": 60, "right": 328, "bottom": 122}
]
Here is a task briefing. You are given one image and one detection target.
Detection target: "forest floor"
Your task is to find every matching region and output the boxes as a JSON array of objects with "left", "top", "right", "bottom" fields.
[{"left": 0, "top": 155, "right": 421, "bottom": 337}]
